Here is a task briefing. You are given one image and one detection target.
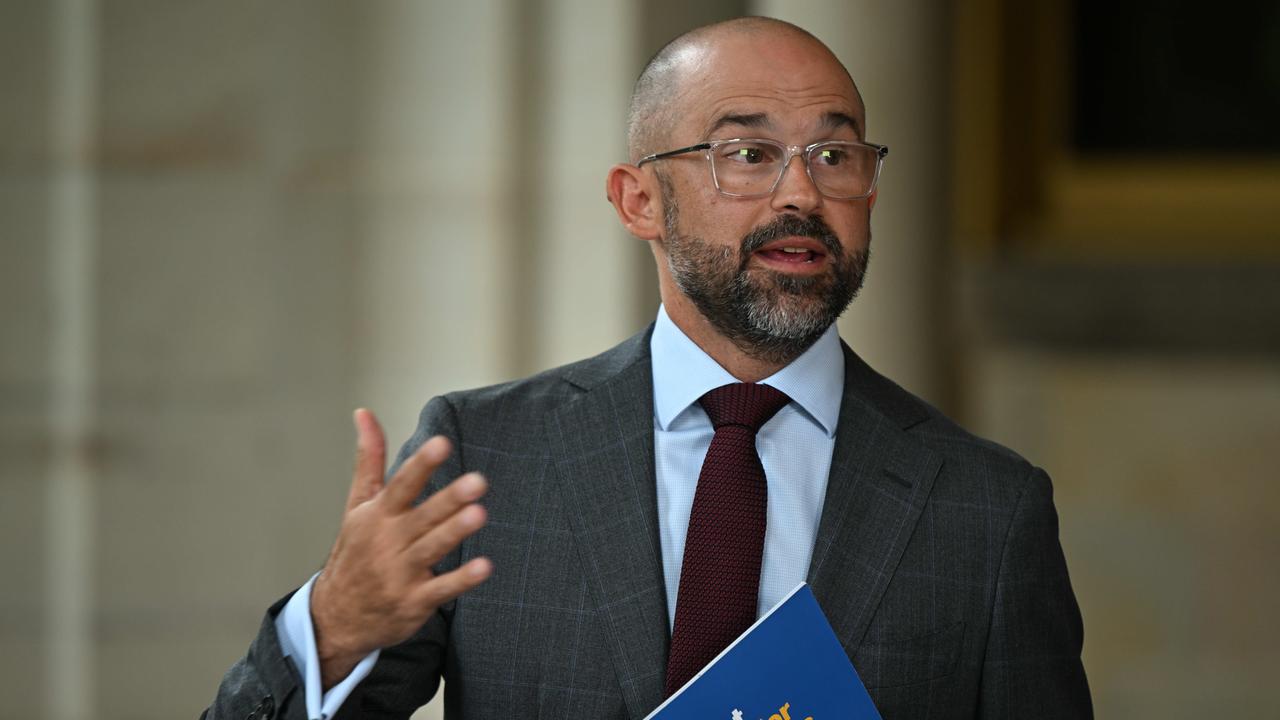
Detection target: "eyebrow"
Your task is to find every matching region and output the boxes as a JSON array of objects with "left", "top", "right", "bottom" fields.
[
  {"left": 703, "top": 110, "right": 862, "bottom": 139},
  {"left": 822, "top": 111, "right": 861, "bottom": 137},
  {"left": 704, "top": 112, "right": 771, "bottom": 138}
]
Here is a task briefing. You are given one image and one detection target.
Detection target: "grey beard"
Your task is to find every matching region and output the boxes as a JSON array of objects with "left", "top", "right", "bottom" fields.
[{"left": 660, "top": 179, "right": 869, "bottom": 365}]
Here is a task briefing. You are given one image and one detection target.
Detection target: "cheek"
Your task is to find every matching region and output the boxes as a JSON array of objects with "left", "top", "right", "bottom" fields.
[
  {"left": 830, "top": 204, "right": 872, "bottom": 249},
  {"left": 705, "top": 209, "right": 761, "bottom": 251},
  {"left": 680, "top": 189, "right": 753, "bottom": 243}
]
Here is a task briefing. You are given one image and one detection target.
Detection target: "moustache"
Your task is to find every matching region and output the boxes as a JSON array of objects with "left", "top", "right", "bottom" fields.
[{"left": 740, "top": 214, "right": 843, "bottom": 259}]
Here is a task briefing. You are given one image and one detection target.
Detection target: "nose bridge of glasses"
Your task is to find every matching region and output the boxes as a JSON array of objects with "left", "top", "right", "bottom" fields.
[{"left": 770, "top": 143, "right": 822, "bottom": 197}]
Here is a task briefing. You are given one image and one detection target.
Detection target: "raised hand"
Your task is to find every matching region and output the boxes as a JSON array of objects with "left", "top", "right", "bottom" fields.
[{"left": 310, "top": 408, "right": 492, "bottom": 688}]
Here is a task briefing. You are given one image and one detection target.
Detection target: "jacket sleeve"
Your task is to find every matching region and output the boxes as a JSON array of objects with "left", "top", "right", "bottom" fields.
[
  {"left": 199, "top": 592, "right": 309, "bottom": 720},
  {"left": 977, "top": 466, "right": 1093, "bottom": 718},
  {"left": 201, "top": 396, "right": 465, "bottom": 719}
]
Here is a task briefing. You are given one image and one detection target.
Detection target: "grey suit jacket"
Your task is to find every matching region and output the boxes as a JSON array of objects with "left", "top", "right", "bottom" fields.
[{"left": 203, "top": 326, "right": 1091, "bottom": 719}]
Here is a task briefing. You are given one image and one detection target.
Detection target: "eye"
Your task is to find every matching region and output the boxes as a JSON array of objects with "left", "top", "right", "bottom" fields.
[
  {"left": 719, "top": 142, "right": 780, "bottom": 165},
  {"left": 814, "top": 146, "right": 848, "bottom": 166}
]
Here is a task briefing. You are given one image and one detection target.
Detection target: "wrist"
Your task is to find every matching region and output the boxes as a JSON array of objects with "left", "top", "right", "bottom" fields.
[{"left": 310, "top": 574, "right": 366, "bottom": 689}]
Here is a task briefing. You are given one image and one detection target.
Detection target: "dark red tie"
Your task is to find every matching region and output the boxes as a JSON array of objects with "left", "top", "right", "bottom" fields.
[{"left": 664, "top": 382, "right": 791, "bottom": 697}]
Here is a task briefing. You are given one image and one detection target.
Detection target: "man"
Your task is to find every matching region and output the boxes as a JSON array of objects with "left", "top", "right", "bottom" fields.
[{"left": 204, "top": 16, "right": 1091, "bottom": 720}]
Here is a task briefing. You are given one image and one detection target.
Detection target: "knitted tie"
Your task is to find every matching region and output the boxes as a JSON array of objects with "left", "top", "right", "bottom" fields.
[{"left": 664, "top": 382, "right": 791, "bottom": 697}]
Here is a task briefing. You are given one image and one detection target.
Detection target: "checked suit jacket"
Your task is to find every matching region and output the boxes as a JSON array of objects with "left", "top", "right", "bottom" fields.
[{"left": 204, "top": 326, "right": 1092, "bottom": 719}]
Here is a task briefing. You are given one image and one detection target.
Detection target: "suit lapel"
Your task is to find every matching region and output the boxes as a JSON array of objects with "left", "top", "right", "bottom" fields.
[
  {"left": 543, "top": 333, "right": 941, "bottom": 714},
  {"left": 807, "top": 345, "right": 943, "bottom": 659},
  {"left": 546, "top": 333, "right": 668, "bottom": 719}
]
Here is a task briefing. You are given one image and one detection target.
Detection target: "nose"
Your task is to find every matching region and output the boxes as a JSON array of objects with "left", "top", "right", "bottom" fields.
[{"left": 769, "top": 152, "right": 823, "bottom": 215}]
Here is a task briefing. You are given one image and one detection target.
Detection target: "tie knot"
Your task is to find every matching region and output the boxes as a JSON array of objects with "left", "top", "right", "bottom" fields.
[{"left": 698, "top": 383, "right": 791, "bottom": 432}]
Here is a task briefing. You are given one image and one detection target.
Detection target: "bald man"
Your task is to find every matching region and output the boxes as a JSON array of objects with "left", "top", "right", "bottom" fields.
[{"left": 204, "top": 17, "right": 1091, "bottom": 720}]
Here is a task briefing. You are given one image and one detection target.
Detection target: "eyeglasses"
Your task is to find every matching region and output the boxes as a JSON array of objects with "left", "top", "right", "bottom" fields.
[{"left": 637, "top": 138, "right": 888, "bottom": 199}]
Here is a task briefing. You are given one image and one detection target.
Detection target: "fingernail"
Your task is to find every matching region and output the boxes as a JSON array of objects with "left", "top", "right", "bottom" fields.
[{"left": 461, "top": 473, "right": 486, "bottom": 494}]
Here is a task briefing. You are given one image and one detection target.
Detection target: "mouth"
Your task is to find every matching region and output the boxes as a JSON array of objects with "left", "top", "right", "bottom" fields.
[{"left": 751, "top": 237, "right": 830, "bottom": 272}]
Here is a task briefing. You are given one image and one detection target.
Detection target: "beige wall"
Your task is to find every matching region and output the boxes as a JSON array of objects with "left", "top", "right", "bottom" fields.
[
  {"left": 972, "top": 348, "right": 1280, "bottom": 714},
  {"left": 2, "top": 2, "right": 1278, "bottom": 718}
]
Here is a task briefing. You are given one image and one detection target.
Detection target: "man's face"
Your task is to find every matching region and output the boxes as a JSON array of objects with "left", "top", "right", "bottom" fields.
[
  {"left": 651, "top": 34, "right": 873, "bottom": 363},
  {"left": 659, "top": 176, "right": 868, "bottom": 364}
]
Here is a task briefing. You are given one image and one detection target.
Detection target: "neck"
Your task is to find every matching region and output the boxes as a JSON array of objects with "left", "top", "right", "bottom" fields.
[{"left": 660, "top": 284, "right": 795, "bottom": 384}]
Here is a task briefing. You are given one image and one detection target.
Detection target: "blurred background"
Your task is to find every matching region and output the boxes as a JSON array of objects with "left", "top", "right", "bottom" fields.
[{"left": 2, "top": 0, "right": 1278, "bottom": 718}]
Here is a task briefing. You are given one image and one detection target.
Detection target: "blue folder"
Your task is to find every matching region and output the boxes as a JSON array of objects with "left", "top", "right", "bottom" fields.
[{"left": 646, "top": 583, "right": 881, "bottom": 720}]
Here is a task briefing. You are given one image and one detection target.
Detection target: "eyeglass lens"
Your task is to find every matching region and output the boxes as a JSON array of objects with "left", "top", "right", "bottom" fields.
[{"left": 711, "top": 141, "right": 879, "bottom": 198}]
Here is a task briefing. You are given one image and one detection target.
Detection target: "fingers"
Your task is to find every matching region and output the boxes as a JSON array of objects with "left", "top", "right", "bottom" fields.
[
  {"left": 381, "top": 435, "right": 455, "bottom": 510},
  {"left": 411, "top": 557, "right": 492, "bottom": 610},
  {"left": 347, "top": 408, "right": 387, "bottom": 510},
  {"left": 408, "top": 471, "right": 487, "bottom": 530},
  {"left": 407, "top": 501, "right": 487, "bottom": 567}
]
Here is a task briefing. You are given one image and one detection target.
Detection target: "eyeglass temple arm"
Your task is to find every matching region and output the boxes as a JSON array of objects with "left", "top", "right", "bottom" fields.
[{"left": 636, "top": 143, "right": 713, "bottom": 166}]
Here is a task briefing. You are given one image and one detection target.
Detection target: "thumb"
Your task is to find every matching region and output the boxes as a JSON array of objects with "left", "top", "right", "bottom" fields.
[{"left": 347, "top": 408, "right": 387, "bottom": 510}]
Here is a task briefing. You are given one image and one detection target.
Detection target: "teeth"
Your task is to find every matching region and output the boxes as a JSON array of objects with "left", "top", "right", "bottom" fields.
[{"left": 781, "top": 247, "right": 807, "bottom": 253}]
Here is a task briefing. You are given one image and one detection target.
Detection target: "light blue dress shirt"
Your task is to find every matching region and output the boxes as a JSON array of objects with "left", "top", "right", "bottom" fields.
[
  {"left": 276, "top": 305, "right": 844, "bottom": 718},
  {"left": 650, "top": 305, "right": 842, "bottom": 625}
]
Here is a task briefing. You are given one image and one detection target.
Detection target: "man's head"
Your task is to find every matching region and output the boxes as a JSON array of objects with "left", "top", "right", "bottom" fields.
[{"left": 607, "top": 17, "right": 878, "bottom": 368}]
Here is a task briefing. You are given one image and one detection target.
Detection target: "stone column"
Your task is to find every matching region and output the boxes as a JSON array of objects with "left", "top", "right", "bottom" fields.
[
  {"left": 354, "top": 0, "right": 643, "bottom": 446},
  {"left": 353, "top": 0, "right": 524, "bottom": 446},
  {"left": 44, "top": 0, "right": 98, "bottom": 717},
  {"left": 526, "top": 0, "right": 642, "bottom": 370}
]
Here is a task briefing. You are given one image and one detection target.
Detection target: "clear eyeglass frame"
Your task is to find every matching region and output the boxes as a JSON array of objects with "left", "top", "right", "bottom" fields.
[{"left": 636, "top": 137, "right": 889, "bottom": 200}]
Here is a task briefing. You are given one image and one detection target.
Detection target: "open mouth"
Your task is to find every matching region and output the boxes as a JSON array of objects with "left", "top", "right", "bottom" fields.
[
  {"left": 752, "top": 238, "right": 830, "bottom": 270},
  {"left": 756, "top": 246, "right": 824, "bottom": 264}
]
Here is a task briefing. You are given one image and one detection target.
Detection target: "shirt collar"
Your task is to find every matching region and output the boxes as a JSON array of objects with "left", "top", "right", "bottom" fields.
[{"left": 650, "top": 304, "right": 844, "bottom": 437}]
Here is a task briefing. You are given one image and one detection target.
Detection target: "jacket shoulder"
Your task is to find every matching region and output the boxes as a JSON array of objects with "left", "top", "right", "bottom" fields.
[
  {"left": 442, "top": 325, "right": 651, "bottom": 416},
  {"left": 846, "top": 345, "right": 1039, "bottom": 491},
  {"left": 411, "top": 326, "right": 653, "bottom": 456}
]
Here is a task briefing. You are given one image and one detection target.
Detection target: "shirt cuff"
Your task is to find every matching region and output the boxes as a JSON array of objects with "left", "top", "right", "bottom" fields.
[{"left": 274, "top": 573, "right": 381, "bottom": 720}]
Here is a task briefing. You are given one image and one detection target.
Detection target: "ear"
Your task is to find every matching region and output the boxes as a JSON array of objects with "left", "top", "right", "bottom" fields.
[
  {"left": 605, "top": 163, "right": 663, "bottom": 241},
  {"left": 868, "top": 188, "right": 878, "bottom": 211}
]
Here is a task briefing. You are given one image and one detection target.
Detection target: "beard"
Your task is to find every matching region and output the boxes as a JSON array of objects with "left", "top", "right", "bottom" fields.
[{"left": 660, "top": 177, "right": 869, "bottom": 365}]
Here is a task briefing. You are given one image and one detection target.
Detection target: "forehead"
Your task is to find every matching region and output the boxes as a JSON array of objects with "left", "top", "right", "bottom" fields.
[{"left": 673, "top": 34, "right": 865, "bottom": 140}]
